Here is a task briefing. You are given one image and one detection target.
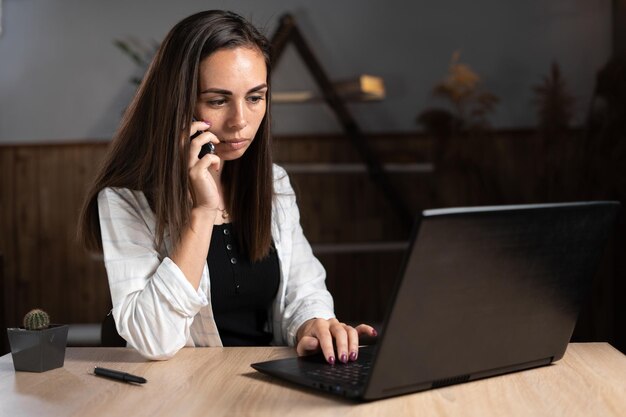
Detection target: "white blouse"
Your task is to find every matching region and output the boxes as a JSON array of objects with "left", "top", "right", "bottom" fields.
[{"left": 98, "top": 164, "right": 335, "bottom": 360}]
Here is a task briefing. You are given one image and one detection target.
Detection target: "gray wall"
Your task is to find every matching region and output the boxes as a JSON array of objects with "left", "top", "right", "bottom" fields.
[{"left": 0, "top": 0, "right": 612, "bottom": 144}]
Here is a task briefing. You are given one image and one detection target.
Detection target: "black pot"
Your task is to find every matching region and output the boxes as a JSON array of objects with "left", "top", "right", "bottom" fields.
[{"left": 6, "top": 324, "right": 68, "bottom": 372}]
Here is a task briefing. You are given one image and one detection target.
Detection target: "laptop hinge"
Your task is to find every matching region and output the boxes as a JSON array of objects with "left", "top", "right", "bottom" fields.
[
  {"left": 431, "top": 374, "right": 471, "bottom": 388},
  {"left": 469, "top": 357, "right": 554, "bottom": 382}
]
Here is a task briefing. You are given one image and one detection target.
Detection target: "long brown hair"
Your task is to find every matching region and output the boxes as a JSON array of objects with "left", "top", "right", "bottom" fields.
[{"left": 78, "top": 10, "right": 274, "bottom": 262}]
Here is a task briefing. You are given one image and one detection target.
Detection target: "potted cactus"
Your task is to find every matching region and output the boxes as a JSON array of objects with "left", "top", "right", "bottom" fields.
[{"left": 6, "top": 309, "right": 68, "bottom": 372}]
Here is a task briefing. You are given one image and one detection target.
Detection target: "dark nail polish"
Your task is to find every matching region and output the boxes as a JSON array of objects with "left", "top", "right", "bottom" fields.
[
  {"left": 341, "top": 353, "right": 348, "bottom": 363},
  {"left": 349, "top": 352, "right": 357, "bottom": 361},
  {"left": 328, "top": 356, "right": 335, "bottom": 365}
]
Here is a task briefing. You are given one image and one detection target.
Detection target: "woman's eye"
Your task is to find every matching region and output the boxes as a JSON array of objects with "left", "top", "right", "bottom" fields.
[
  {"left": 247, "top": 95, "right": 264, "bottom": 104},
  {"left": 208, "top": 99, "right": 226, "bottom": 106}
]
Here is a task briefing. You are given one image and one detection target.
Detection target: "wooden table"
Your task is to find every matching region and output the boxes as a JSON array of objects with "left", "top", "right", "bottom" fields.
[{"left": 1, "top": 343, "right": 625, "bottom": 416}]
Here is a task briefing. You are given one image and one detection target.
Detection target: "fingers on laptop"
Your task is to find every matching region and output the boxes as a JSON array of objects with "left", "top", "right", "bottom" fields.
[
  {"left": 297, "top": 319, "right": 379, "bottom": 365},
  {"left": 295, "top": 335, "right": 320, "bottom": 357},
  {"left": 297, "top": 318, "right": 342, "bottom": 364},
  {"left": 356, "top": 323, "right": 378, "bottom": 338},
  {"left": 329, "top": 321, "right": 351, "bottom": 364}
]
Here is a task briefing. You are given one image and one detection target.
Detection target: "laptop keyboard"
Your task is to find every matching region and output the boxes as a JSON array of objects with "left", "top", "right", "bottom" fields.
[{"left": 304, "top": 360, "right": 372, "bottom": 386}]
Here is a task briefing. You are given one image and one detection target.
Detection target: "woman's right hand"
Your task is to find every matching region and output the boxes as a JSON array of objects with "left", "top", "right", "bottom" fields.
[
  {"left": 188, "top": 120, "right": 222, "bottom": 213},
  {"left": 170, "top": 120, "right": 222, "bottom": 291}
]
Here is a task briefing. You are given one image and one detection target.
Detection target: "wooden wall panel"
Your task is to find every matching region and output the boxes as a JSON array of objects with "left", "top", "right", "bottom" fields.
[
  {"left": 288, "top": 173, "right": 431, "bottom": 243},
  {"left": 0, "top": 149, "right": 16, "bottom": 335},
  {"left": 0, "top": 131, "right": 624, "bottom": 353},
  {"left": 13, "top": 148, "right": 41, "bottom": 325},
  {"left": 273, "top": 133, "right": 432, "bottom": 164},
  {"left": 273, "top": 133, "right": 434, "bottom": 244},
  {"left": 67, "top": 146, "right": 111, "bottom": 322},
  {"left": 319, "top": 251, "right": 405, "bottom": 325},
  {"left": 0, "top": 143, "right": 110, "bottom": 329}
]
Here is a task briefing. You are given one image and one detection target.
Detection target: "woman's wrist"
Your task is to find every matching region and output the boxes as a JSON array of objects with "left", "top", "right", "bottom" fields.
[
  {"left": 187, "top": 207, "right": 218, "bottom": 237},
  {"left": 296, "top": 318, "right": 316, "bottom": 342},
  {"left": 171, "top": 206, "right": 217, "bottom": 290},
  {"left": 190, "top": 206, "right": 219, "bottom": 222}
]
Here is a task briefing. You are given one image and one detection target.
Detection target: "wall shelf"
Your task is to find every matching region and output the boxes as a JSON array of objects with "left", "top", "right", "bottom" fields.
[{"left": 273, "top": 74, "right": 385, "bottom": 103}]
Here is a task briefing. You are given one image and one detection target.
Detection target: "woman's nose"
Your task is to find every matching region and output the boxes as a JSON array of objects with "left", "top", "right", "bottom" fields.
[{"left": 228, "top": 101, "right": 247, "bottom": 130}]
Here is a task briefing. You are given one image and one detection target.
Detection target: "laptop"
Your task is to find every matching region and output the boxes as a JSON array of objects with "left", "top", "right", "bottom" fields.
[{"left": 251, "top": 201, "right": 620, "bottom": 401}]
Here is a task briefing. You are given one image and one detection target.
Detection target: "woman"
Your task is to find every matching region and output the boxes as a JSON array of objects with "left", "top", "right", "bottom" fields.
[{"left": 78, "top": 10, "right": 375, "bottom": 362}]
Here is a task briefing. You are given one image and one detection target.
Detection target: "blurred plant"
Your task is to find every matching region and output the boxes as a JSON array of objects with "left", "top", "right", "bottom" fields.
[
  {"left": 113, "top": 37, "right": 159, "bottom": 86},
  {"left": 582, "top": 56, "right": 626, "bottom": 193},
  {"left": 434, "top": 51, "right": 499, "bottom": 125},
  {"left": 533, "top": 62, "right": 575, "bottom": 132},
  {"left": 588, "top": 56, "right": 626, "bottom": 134},
  {"left": 418, "top": 51, "right": 499, "bottom": 135}
]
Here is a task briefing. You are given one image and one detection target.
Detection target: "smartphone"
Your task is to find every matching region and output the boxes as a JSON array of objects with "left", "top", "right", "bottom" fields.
[{"left": 191, "top": 117, "right": 215, "bottom": 158}]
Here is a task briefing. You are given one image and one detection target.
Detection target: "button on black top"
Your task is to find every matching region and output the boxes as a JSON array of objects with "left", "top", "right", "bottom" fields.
[{"left": 208, "top": 223, "right": 280, "bottom": 346}]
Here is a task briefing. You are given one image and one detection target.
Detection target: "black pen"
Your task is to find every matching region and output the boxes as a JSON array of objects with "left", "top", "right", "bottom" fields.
[{"left": 94, "top": 366, "right": 147, "bottom": 384}]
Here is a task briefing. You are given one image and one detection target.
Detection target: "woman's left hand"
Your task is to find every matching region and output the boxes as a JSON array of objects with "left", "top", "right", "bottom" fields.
[{"left": 296, "top": 318, "right": 377, "bottom": 364}]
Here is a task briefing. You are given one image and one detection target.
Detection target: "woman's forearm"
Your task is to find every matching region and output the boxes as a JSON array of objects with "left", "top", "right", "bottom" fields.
[{"left": 170, "top": 208, "right": 217, "bottom": 290}]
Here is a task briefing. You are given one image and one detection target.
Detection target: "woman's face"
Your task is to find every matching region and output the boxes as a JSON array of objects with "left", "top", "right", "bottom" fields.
[{"left": 194, "top": 46, "right": 268, "bottom": 161}]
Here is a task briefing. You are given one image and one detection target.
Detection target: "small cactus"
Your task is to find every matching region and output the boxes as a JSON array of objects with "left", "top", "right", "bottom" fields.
[{"left": 23, "top": 309, "right": 50, "bottom": 330}]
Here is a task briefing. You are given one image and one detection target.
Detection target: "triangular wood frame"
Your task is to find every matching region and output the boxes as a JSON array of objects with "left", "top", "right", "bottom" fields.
[{"left": 270, "top": 14, "right": 413, "bottom": 229}]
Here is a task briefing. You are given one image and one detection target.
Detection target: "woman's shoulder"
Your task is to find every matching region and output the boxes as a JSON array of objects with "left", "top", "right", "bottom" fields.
[
  {"left": 272, "top": 163, "right": 292, "bottom": 193},
  {"left": 272, "top": 163, "right": 287, "bottom": 179},
  {"left": 271, "top": 164, "right": 298, "bottom": 224},
  {"left": 98, "top": 187, "right": 152, "bottom": 214},
  {"left": 99, "top": 186, "right": 144, "bottom": 201}
]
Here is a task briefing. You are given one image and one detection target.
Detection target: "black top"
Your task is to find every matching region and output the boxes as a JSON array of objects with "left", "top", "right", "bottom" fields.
[{"left": 208, "top": 223, "right": 280, "bottom": 346}]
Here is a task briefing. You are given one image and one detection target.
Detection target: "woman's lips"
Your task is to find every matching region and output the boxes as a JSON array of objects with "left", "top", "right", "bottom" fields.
[{"left": 220, "top": 139, "right": 248, "bottom": 151}]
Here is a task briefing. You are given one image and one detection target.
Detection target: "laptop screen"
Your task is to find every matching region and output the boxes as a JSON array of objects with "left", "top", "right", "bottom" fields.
[{"left": 365, "top": 201, "right": 619, "bottom": 399}]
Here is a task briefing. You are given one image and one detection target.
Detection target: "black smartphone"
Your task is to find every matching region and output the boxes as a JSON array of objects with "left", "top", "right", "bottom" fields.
[{"left": 191, "top": 117, "right": 215, "bottom": 158}]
